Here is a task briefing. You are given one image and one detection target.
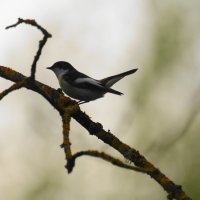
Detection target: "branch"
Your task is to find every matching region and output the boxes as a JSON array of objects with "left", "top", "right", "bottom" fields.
[
  {"left": 6, "top": 18, "right": 52, "bottom": 80},
  {"left": 0, "top": 66, "right": 77, "bottom": 113},
  {"left": 0, "top": 65, "right": 191, "bottom": 200},
  {"left": 60, "top": 111, "right": 72, "bottom": 163},
  {"left": 66, "top": 150, "right": 146, "bottom": 173},
  {"left": 0, "top": 80, "right": 26, "bottom": 100}
]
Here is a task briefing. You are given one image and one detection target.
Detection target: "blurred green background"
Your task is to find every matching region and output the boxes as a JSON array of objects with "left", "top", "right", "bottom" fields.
[{"left": 0, "top": 0, "right": 199, "bottom": 199}]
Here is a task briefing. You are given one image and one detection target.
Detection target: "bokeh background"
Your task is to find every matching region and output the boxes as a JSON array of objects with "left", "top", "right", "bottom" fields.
[{"left": 0, "top": 0, "right": 200, "bottom": 199}]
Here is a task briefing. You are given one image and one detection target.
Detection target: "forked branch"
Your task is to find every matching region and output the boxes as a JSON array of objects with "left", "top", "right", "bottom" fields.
[{"left": 6, "top": 18, "right": 52, "bottom": 80}]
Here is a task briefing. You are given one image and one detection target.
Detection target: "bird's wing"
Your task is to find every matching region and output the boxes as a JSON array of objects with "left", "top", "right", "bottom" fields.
[
  {"left": 73, "top": 77, "right": 123, "bottom": 95},
  {"left": 100, "top": 68, "right": 138, "bottom": 88},
  {"left": 73, "top": 77, "right": 108, "bottom": 90}
]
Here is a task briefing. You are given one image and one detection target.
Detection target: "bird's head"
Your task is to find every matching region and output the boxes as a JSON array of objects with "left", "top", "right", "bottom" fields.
[{"left": 47, "top": 61, "right": 76, "bottom": 77}]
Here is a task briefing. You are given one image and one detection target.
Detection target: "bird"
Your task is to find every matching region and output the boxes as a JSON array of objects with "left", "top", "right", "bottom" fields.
[{"left": 47, "top": 61, "right": 138, "bottom": 104}]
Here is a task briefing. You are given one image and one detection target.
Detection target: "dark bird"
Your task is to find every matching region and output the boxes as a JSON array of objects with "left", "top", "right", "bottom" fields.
[{"left": 47, "top": 61, "right": 138, "bottom": 104}]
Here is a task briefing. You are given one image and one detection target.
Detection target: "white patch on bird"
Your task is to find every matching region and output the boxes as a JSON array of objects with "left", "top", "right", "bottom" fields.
[
  {"left": 75, "top": 77, "right": 104, "bottom": 88},
  {"left": 54, "top": 68, "right": 69, "bottom": 79}
]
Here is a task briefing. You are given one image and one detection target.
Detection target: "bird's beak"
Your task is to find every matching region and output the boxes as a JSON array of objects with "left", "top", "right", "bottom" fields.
[{"left": 46, "top": 66, "right": 52, "bottom": 70}]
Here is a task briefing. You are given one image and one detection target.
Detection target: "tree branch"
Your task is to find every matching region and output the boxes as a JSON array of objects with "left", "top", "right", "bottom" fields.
[
  {"left": 0, "top": 80, "right": 26, "bottom": 100},
  {"left": 0, "top": 65, "right": 191, "bottom": 200},
  {"left": 60, "top": 111, "right": 72, "bottom": 163},
  {"left": 6, "top": 18, "right": 52, "bottom": 80},
  {"left": 66, "top": 150, "right": 146, "bottom": 173}
]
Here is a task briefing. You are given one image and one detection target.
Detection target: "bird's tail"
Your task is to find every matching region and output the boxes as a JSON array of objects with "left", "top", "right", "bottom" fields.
[
  {"left": 100, "top": 68, "right": 138, "bottom": 88},
  {"left": 106, "top": 88, "right": 123, "bottom": 96}
]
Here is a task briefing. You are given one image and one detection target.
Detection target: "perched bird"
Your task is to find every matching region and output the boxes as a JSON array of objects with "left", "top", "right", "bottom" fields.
[{"left": 47, "top": 61, "right": 138, "bottom": 104}]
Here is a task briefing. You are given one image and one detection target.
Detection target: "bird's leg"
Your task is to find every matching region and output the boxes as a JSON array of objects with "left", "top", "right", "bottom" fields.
[{"left": 57, "top": 88, "right": 64, "bottom": 95}]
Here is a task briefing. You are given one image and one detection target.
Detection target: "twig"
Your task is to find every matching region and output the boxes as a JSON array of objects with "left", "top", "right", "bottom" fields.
[
  {"left": 61, "top": 112, "right": 72, "bottom": 163},
  {"left": 0, "top": 80, "right": 26, "bottom": 100},
  {"left": 66, "top": 150, "right": 146, "bottom": 173},
  {"left": 6, "top": 18, "right": 52, "bottom": 80}
]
